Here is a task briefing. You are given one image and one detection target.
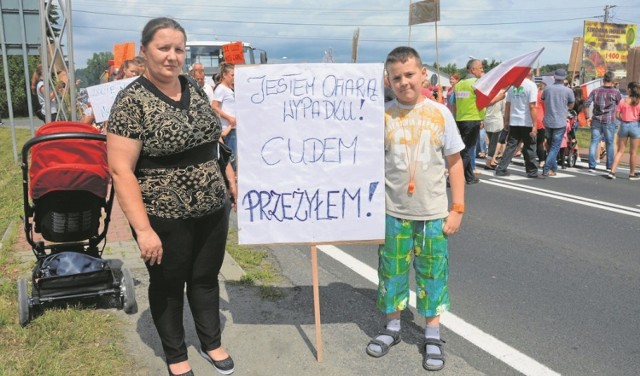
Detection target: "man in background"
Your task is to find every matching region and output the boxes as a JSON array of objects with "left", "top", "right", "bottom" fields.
[
  {"left": 189, "top": 62, "right": 215, "bottom": 103},
  {"left": 495, "top": 70, "right": 541, "bottom": 178},
  {"left": 542, "top": 69, "right": 575, "bottom": 176},
  {"left": 583, "top": 71, "right": 621, "bottom": 172},
  {"left": 453, "top": 59, "right": 485, "bottom": 185}
]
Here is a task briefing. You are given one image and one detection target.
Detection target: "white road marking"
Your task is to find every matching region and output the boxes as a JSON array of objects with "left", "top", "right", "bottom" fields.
[
  {"left": 317, "top": 244, "right": 561, "bottom": 376},
  {"left": 492, "top": 174, "right": 528, "bottom": 181},
  {"left": 483, "top": 179, "right": 640, "bottom": 217}
]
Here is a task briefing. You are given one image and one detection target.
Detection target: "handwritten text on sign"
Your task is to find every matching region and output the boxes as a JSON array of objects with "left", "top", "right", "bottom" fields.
[
  {"left": 235, "top": 64, "right": 385, "bottom": 245},
  {"left": 86, "top": 77, "right": 136, "bottom": 123}
]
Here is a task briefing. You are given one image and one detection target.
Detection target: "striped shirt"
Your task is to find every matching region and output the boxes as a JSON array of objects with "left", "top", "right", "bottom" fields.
[{"left": 584, "top": 85, "right": 622, "bottom": 124}]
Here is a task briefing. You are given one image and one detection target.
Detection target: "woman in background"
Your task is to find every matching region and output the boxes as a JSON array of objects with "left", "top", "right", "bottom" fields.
[
  {"left": 212, "top": 62, "right": 238, "bottom": 171},
  {"left": 607, "top": 82, "right": 640, "bottom": 180}
]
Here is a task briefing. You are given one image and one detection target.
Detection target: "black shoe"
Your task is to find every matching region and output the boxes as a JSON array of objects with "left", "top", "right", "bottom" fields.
[
  {"left": 466, "top": 177, "right": 480, "bottom": 185},
  {"left": 527, "top": 175, "right": 545, "bottom": 179},
  {"left": 199, "top": 348, "right": 235, "bottom": 375},
  {"left": 484, "top": 164, "right": 496, "bottom": 170},
  {"left": 495, "top": 171, "right": 510, "bottom": 177},
  {"left": 168, "top": 367, "right": 194, "bottom": 376}
]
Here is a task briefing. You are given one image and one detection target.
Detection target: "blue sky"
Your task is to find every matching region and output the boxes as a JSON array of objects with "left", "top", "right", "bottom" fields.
[{"left": 71, "top": 0, "right": 640, "bottom": 69}]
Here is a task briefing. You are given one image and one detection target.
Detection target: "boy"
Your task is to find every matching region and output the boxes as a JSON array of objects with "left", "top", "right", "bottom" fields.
[{"left": 366, "top": 46, "right": 465, "bottom": 372}]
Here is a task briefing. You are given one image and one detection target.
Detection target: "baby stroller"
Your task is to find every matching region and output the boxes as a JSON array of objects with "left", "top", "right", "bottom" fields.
[
  {"left": 17, "top": 121, "right": 137, "bottom": 327},
  {"left": 559, "top": 110, "right": 580, "bottom": 168}
]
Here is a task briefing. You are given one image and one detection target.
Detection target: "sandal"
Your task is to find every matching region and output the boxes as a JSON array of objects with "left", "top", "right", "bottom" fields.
[
  {"left": 423, "top": 338, "right": 446, "bottom": 371},
  {"left": 366, "top": 329, "right": 401, "bottom": 358}
]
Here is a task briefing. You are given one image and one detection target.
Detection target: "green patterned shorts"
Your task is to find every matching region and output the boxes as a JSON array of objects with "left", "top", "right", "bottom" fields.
[{"left": 376, "top": 215, "right": 450, "bottom": 318}]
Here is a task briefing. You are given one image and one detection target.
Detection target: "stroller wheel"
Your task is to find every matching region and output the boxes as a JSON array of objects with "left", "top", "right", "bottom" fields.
[
  {"left": 17, "top": 278, "right": 31, "bottom": 327},
  {"left": 120, "top": 267, "right": 138, "bottom": 314}
]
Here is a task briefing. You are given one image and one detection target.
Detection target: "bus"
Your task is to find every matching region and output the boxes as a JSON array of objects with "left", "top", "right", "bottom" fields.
[{"left": 184, "top": 41, "right": 268, "bottom": 78}]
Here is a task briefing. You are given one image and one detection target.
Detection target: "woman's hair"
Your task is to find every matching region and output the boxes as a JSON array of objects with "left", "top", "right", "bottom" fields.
[
  {"left": 140, "top": 17, "right": 186, "bottom": 48},
  {"left": 572, "top": 86, "right": 585, "bottom": 112},
  {"left": 449, "top": 73, "right": 460, "bottom": 81},
  {"left": 628, "top": 82, "right": 640, "bottom": 106},
  {"left": 217, "top": 62, "right": 235, "bottom": 84}
]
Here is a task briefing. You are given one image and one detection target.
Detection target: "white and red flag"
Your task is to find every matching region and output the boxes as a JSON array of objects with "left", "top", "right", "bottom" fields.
[{"left": 473, "top": 48, "right": 545, "bottom": 110}]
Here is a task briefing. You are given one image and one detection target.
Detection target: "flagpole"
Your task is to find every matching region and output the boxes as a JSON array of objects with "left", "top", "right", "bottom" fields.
[
  {"left": 434, "top": 0, "right": 440, "bottom": 86},
  {"left": 408, "top": 0, "right": 412, "bottom": 45}
]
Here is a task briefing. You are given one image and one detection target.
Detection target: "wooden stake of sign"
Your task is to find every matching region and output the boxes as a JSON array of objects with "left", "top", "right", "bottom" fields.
[{"left": 310, "top": 245, "right": 324, "bottom": 362}]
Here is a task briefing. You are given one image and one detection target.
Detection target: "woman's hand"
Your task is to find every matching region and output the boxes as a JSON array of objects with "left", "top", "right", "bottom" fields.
[{"left": 136, "top": 228, "right": 163, "bottom": 265}]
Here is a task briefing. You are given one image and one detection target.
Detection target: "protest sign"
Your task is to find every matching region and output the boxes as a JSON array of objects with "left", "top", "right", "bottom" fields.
[
  {"left": 222, "top": 42, "right": 246, "bottom": 64},
  {"left": 86, "top": 77, "right": 136, "bottom": 123},
  {"left": 235, "top": 63, "right": 385, "bottom": 245},
  {"left": 113, "top": 42, "right": 136, "bottom": 69}
]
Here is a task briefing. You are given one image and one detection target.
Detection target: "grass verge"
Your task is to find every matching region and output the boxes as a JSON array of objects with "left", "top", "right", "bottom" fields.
[
  {"left": 0, "top": 128, "right": 139, "bottom": 375},
  {"left": 225, "top": 228, "right": 284, "bottom": 300}
]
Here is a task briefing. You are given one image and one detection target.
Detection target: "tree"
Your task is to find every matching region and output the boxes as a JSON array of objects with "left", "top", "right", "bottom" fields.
[
  {"left": 81, "top": 52, "right": 114, "bottom": 86},
  {"left": 0, "top": 56, "right": 41, "bottom": 117}
]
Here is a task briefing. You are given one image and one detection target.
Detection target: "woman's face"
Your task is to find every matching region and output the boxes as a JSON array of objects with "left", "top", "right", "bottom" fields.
[
  {"left": 223, "top": 68, "right": 235, "bottom": 89},
  {"left": 140, "top": 27, "right": 185, "bottom": 84},
  {"left": 123, "top": 63, "right": 140, "bottom": 78}
]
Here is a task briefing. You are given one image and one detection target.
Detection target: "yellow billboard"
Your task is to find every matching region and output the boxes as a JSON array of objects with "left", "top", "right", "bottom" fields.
[{"left": 583, "top": 21, "right": 637, "bottom": 79}]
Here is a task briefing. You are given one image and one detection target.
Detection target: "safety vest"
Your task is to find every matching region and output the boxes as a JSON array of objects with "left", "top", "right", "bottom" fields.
[{"left": 454, "top": 77, "right": 485, "bottom": 121}]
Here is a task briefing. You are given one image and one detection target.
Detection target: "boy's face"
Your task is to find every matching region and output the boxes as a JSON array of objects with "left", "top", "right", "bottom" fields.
[{"left": 386, "top": 57, "right": 426, "bottom": 105}]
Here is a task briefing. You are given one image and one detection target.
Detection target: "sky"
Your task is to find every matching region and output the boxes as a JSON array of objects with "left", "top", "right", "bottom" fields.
[{"left": 69, "top": 0, "right": 640, "bottom": 70}]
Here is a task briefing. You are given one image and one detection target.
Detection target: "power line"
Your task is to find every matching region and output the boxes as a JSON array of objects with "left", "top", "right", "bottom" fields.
[
  {"left": 73, "top": 9, "right": 599, "bottom": 28},
  {"left": 71, "top": 24, "right": 573, "bottom": 45}
]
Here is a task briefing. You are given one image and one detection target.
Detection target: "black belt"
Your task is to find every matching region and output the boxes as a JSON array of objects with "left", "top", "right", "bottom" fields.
[{"left": 136, "top": 141, "right": 217, "bottom": 170}]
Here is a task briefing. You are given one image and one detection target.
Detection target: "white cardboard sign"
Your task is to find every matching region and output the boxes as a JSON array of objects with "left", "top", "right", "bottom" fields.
[
  {"left": 235, "top": 63, "right": 385, "bottom": 245},
  {"left": 87, "top": 77, "right": 136, "bottom": 123}
]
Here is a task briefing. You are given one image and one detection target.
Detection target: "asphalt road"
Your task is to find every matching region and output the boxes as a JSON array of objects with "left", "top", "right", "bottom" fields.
[{"left": 268, "top": 159, "right": 640, "bottom": 376}]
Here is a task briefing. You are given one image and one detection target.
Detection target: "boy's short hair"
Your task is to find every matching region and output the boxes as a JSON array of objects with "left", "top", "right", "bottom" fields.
[{"left": 385, "top": 46, "right": 423, "bottom": 72}]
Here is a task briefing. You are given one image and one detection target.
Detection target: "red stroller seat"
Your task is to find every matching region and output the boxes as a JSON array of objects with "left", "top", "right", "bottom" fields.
[{"left": 28, "top": 122, "right": 110, "bottom": 242}]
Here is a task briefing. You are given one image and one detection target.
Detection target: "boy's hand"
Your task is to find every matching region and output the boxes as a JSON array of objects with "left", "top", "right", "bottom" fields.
[{"left": 443, "top": 212, "right": 463, "bottom": 235}]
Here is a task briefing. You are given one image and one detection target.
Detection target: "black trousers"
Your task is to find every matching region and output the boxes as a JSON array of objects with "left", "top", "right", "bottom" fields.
[
  {"left": 140, "top": 202, "right": 230, "bottom": 364},
  {"left": 496, "top": 126, "right": 539, "bottom": 177},
  {"left": 536, "top": 128, "right": 547, "bottom": 163},
  {"left": 456, "top": 120, "right": 481, "bottom": 182}
]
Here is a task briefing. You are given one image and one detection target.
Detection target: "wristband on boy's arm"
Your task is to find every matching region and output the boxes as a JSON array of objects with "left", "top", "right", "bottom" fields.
[{"left": 451, "top": 203, "right": 465, "bottom": 214}]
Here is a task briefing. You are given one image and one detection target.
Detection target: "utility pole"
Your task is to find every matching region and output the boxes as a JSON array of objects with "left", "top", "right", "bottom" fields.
[{"left": 603, "top": 5, "right": 617, "bottom": 24}]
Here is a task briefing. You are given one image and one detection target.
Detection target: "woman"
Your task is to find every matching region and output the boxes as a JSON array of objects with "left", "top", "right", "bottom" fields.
[
  {"left": 446, "top": 73, "right": 459, "bottom": 114},
  {"left": 122, "top": 59, "right": 142, "bottom": 79},
  {"left": 212, "top": 63, "right": 237, "bottom": 171},
  {"left": 107, "top": 18, "right": 236, "bottom": 376},
  {"left": 483, "top": 90, "right": 506, "bottom": 169},
  {"left": 607, "top": 82, "right": 640, "bottom": 180},
  {"left": 35, "top": 64, "right": 60, "bottom": 122}
]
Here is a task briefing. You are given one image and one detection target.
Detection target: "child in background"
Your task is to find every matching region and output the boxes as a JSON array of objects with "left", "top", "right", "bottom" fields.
[{"left": 365, "top": 46, "right": 466, "bottom": 372}]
